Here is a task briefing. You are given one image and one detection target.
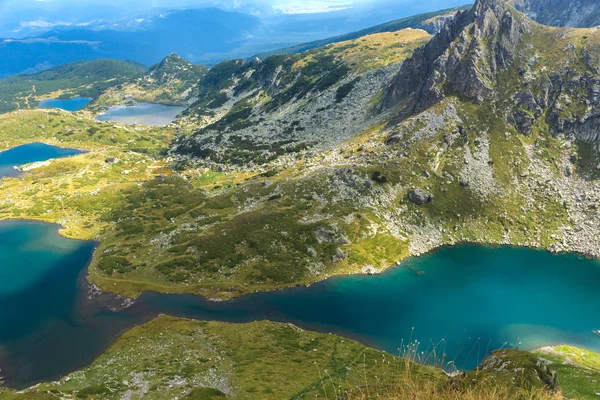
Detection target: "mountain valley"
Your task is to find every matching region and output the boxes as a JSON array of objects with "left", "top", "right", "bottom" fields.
[{"left": 1, "top": 0, "right": 600, "bottom": 398}]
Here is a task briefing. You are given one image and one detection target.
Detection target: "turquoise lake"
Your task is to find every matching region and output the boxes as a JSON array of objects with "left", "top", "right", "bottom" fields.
[
  {"left": 0, "top": 142, "right": 84, "bottom": 178},
  {"left": 1, "top": 221, "right": 600, "bottom": 389},
  {"left": 96, "top": 103, "right": 185, "bottom": 126},
  {"left": 38, "top": 98, "right": 92, "bottom": 111}
]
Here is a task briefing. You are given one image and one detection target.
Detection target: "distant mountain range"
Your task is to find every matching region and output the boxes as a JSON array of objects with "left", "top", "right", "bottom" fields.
[
  {"left": 0, "top": 8, "right": 260, "bottom": 78},
  {"left": 0, "top": 0, "right": 471, "bottom": 78},
  {"left": 255, "top": 5, "right": 471, "bottom": 59},
  {"left": 0, "top": 5, "right": 475, "bottom": 113}
]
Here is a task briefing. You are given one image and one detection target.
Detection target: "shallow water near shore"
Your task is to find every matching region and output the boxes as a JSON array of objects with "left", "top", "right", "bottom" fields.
[
  {"left": 95, "top": 103, "right": 185, "bottom": 126},
  {"left": 0, "top": 142, "right": 84, "bottom": 178},
  {"left": 1, "top": 221, "right": 600, "bottom": 389}
]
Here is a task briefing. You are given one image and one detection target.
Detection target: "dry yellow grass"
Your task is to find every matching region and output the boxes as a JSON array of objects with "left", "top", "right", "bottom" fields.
[
  {"left": 293, "top": 28, "right": 432, "bottom": 73},
  {"left": 328, "top": 357, "right": 563, "bottom": 400}
]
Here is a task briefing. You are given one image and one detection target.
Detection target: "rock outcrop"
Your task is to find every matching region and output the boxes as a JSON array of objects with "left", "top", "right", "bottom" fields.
[
  {"left": 384, "top": 0, "right": 529, "bottom": 114},
  {"left": 473, "top": 349, "right": 559, "bottom": 391},
  {"left": 384, "top": 0, "right": 600, "bottom": 151},
  {"left": 509, "top": 0, "right": 600, "bottom": 28}
]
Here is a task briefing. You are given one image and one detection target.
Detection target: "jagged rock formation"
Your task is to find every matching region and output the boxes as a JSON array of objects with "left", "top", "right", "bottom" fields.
[
  {"left": 509, "top": 0, "right": 600, "bottom": 27},
  {"left": 94, "top": 54, "right": 208, "bottom": 107},
  {"left": 419, "top": 13, "right": 459, "bottom": 34},
  {"left": 146, "top": 54, "right": 207, "bottom": 88},
  {"left": 384, "top": 0, "right": 600, "bottom": 151},
  {"left": 384, "top": 0, "right": 529, "bottom": 114}
]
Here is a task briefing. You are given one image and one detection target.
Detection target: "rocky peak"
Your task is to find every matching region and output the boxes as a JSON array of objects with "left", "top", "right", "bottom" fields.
[
  {"left": 150, "top": 54, "right": 190, "bottom": 74},
  {"left": 384, "top": 0, "right": 529, "bottom": 114}
]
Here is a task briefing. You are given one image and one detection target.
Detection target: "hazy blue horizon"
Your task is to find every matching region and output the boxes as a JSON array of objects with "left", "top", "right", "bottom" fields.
[{"left": 0, "top": 0, "right": 470, "bottom": 16}]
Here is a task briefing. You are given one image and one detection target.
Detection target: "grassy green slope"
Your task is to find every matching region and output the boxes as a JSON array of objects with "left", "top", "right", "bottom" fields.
[
  {"left": 535, "top": 346, "right": 600, "bottom": 399},
  {"left": 0, "top": 109, "right": 173, "bottom": 240},
  {"left": 0, "top": 316, "right": 574, "bottom": 400},
  {"left": 0, "top": 316, "right": 445, "bottom": 400},
  {"left": 175, "top": 28, "right": 431, "bottom": 165}
]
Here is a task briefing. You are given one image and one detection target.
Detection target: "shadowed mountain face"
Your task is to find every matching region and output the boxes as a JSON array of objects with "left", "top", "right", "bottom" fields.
[
  {"left": 508, "top": 0, "right": 600, "bottom": 27},
  {"left": 384, "top": 0, "right": 600, "bottom": 146}
]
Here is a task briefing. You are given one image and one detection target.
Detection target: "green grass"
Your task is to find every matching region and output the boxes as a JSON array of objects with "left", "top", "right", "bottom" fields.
[
  {"left": 534, "top": 346, "right": 600, "bottom": 399},
  {"left": 0, "top": 316, "right": 445, "bottom": 400},
  {"left": 0, "top": 317, "right": 572, "bottom": 400}
]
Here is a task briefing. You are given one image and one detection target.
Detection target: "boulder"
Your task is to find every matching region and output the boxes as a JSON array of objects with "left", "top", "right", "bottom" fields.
[
  {"left": 332, "top": 248, "right": 346, "bottom": 262},
  {"left": 409, "top": 189, "right": 433, "bottom": 205}
]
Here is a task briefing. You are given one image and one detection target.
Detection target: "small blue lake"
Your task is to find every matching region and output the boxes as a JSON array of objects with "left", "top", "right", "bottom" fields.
[
  {"left": 38, "top": 98, "right": 92, "bottom": 111},
  {"left": 1, "top": 221, "right": 600, "bottom": 390},
  {"left": 0, "top": 142, "right": 84, "bottom": 178},
  {"left": 96, "top": 103, "right": 185, "bottom": 126}
]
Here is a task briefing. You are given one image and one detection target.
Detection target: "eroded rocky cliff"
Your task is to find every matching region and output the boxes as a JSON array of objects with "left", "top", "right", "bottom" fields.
[{"left": 509, "top": 0, "right": 600, "bottom": 28}]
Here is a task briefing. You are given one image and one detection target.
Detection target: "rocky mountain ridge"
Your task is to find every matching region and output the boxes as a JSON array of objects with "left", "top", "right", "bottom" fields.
[
  {"left": 509, "top": 0, "right": 600, "bottom": 27},
  {"left": 383, "top": 0, "right": 529, "bottom": 113},
  {"left": 171, "top": 29, "right": 432, "bottom": 166},
  {"left": 94, "top": 54, "right": 208, "bottom": 107},
  {"left": 384, "top": 0, "right": 600, "bottom": 149}
]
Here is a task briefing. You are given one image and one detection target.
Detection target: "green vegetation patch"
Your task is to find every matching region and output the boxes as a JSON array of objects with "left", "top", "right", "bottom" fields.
[{"left": 0, "top": 316, "right": 445, "bottom": 400}]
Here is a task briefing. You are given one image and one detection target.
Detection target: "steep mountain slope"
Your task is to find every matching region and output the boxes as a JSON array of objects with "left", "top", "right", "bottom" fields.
[
  {"left": 172, "top": 29, "right": 432, "bottom": 165},
  {"left": 384, "top": 0, "right": 600, "bottom": 149},
  {"left": 94, "top": 54, "right": 208, "bottom": 107},
  {"left": 509, "top": 0, "right": 600, "bottom": 27},
  {"left": 255, "top": 5, "right": 471, "bottom": 59},
  {"left": 0, "top": 59, "right": 145, "bottom": 113}
]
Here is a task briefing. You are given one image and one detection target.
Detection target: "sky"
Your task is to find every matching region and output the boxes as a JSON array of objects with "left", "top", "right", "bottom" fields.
[
  {"left": 0, "top": 0, "right": 469, "bottom": 37},
  {"left": 0, "top": 0, "right": 371, "bottom": 14}
]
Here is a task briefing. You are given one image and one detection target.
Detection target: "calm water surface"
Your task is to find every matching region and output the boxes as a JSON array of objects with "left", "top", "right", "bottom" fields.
[
  {"left": 0, "top": 142, "right": 84, "bottom": 178},
  {"left": 38, "top": 98, "right": 92, "bottom": 111},
  {"left": 96, "top": 103, "right": 185, "bottom": 126},
  {"left": 1, "top": 221, "right": 600, "bottom": 389}
]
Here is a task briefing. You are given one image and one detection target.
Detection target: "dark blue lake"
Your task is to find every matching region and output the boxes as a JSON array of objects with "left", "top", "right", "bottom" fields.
[
  {"left": 38, "top": 98, "right": 92, "bottom": 111},
  {"left": 0, "top": 142, "right": 84, "bottom": 178},
  {"left": 1, "top": 221, "right": 600, "bottom": 389}
]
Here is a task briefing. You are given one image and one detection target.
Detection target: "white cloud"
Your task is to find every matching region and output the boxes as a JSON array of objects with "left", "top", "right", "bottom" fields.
[
  {"left": 272, "top": 0, "right": 354, "bottom": 14},
  {"left": 20, "top": 19, "right": 72, "bottom": 28}
]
